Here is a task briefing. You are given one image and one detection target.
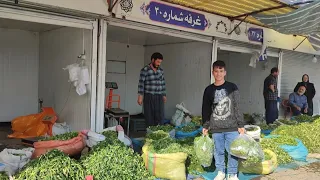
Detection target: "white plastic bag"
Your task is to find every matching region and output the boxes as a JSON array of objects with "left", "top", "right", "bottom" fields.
[
  {"left": 76, "top": 81, "right": 87, "bottom": 96},
  {"left": 101, "top": 125, "right": 132, "bottom": 147},
  {"left": 52, "top": 122, "right": 71, "bottom": 136},
  {"left": 80, "top": 67, "right": 90, "bottom": 85},
  {"left": 84, "top": 131, "right": 106, "bottom": 148},
  {"left": 172, "top": 102, "right": 191, "bottom": 126},
  {"left": 0, "top": 148, "right": 34, "bottom": 176},
  {"left": 244, "top": 125, "right": 261, "bottom": 140},
  {"left": 63, "top": 63, "right": 81, "bottom": 82}
]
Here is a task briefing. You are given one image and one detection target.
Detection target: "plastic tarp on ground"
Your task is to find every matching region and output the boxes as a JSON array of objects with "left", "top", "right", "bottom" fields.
[{"left": 201, "top": 158, "right": 320, "bottom": 180}]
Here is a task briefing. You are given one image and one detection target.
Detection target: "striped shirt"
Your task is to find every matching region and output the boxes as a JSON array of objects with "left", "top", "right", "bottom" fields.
[{"left": 138, "top": 64, "right": 166, "bottom": 96}]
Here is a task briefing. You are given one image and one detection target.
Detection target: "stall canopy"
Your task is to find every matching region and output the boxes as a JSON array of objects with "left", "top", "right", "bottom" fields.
[{"left": 253, "top": 1, "right": 320, "bottom": 51}]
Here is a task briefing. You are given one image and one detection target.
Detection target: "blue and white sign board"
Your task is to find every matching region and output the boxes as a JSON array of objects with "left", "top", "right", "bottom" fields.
[
  {"left": 140, "top": 1, "right": 209, "bottom": 31},
  {"left": 248, "top": 28, "right": 264, "bottom": 43},
  {"left": 259, "top": 48, "right": 267, "bottom": 61}
]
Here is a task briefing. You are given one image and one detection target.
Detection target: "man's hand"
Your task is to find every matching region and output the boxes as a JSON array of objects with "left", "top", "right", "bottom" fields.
[
  {"left": 238, "top": 128, "right": 245, "bottom": 134},
  {"left": 296, "top": 106, "right": 301, "bottom": 111},
  {"left": 202, "top": 128, "right": 208, "bottom": 136},
  {"left": 163, "top": 96, "right": 167, "bottom": 103},
  {"left": 137, "top": 95, "right": 143, "bottom": 106},
  {"left": 304, "top": 108, "right": 308, "bottom": 113}
]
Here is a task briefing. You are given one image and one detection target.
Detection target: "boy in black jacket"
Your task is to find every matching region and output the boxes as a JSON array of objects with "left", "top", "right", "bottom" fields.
[{"left": 202, "top": 60, "right": 245, "bottom": 180}]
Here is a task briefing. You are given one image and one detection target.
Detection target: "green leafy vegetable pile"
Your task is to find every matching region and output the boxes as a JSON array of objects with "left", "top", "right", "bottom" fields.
[
  {"left": 148, "top": 125, "right": 174, "bottom": 133},
  {"left": 39, "top": 132, "right": 78, "bottom": 141},
  {"left": 245, "top": 127, "right": 259, "bottom": 132},
  {"left": 271, "top": 118, "right": 320, "bottom": 153},
  {"left": 177, "top": 124, "right": 199, "bottom": 133},
  {"left": 260, "top": 138, "right": 293, "bottom": 164},
  {"left": 0, "top": 172, "right": 8, "bottom": 180},
  {"left": 277, "top": 119, "right": 298, "bottom": 125},
  {"left": 14, "top": 149, "right": 85, "bottom": 180},
  {"left": 191, "top": 116, "right": 202, "bottom": 126},
  {"left": 267, "top": 136, "right": 298, "bottom": 146},
  {"left": 294, "top": 114, "right": 314, "bottom": 123},
  {"left": 81, "top": 131, "right": 154, "bottom": 180}
]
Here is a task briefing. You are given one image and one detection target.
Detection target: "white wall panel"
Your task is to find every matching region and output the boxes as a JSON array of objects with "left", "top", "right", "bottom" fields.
[
  {"left": 106, "top": 42, "right": 145, "bottom": 115},
  {"left": 145, "top": 42, "right": 212, "bottom": 118},
  {"left": 0, "top": 28, "right": 39, "bottom": 122},
  {"left": 219, "top": 51, "right": 278, "bottom": 115},
  {"left": 281, "top": 51, "right": 320, "bottom": 115},
  {"left": 39, "top": 27, "right": 92, "bottom": 131}
]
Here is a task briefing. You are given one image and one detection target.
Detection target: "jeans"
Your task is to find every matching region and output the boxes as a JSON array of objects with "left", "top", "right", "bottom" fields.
[{"left": 213, "top": 131, "right": 239, "bottom": 175}]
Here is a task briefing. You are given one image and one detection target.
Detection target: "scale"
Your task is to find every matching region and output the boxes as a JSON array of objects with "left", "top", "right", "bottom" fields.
[{"left": 105, "top": 82, "right": 131, "bottom": 135}]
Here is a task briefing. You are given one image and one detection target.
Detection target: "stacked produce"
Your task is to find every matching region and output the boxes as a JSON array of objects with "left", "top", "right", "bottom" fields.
[
  {"left": 14, "top": 149, "right": 85, "bottom": 180},
  {"left": 145, "top": 130, "right": 212, "bottom": 175},
  {"left": 39, "top": 132, "right": 78, "bottom": 141},
  {"left": 271, "top": 118, "right": 320, "bottom": 153},
  {"left": 81, "top": 131, "right": 154, "bottom": 180}
]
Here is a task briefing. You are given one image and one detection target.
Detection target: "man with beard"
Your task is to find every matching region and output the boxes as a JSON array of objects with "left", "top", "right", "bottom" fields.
[
  {"left": 202, "top": 60, "right": 245, "bottom": 180},
  {"left": 290, "top": 85, "right": 308, "bottom": 116},
  {"left": 263, "top": 67, "right": 279, "bottom": 124},
  {"left": 137, "top": 52, "right": 166, "bottom": 126}
]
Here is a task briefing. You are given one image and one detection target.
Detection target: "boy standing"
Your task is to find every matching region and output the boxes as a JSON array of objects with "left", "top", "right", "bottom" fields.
[{"left": 202, "top": 60, "right": 245, "bottom": 180}]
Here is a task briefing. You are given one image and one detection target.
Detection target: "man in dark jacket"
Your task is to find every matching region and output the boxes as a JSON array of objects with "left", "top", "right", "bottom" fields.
[
  {"left": 202, "top": 60, "right": 245, "bottom": 180},
  {"left": 294, "top": 74, "right": 316, "bottom": 116},
  {"left": 263, "top": 67, "right": 279, "bottom": 124}
]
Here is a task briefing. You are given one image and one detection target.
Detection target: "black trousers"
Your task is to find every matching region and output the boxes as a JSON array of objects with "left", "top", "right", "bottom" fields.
[
  {"left": 265, "top": 100, "right": 278, "bottom": 124},
  {"left": 143, "top": 93, "right": 164, "bottom": 127},
  {"left": 308, "top": 100, "right": 313, "bottom": 116}
]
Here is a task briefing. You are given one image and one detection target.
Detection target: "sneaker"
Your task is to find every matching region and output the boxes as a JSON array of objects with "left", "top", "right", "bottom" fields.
[
  {"left": 227, "top": 174, "right": 239, "bottom": 180},
  {"left": 214, "top": 171, "right": 226, "bottom": 180}
]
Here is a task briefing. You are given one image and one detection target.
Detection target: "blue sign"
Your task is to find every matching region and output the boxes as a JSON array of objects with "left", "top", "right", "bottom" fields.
[
  {"left": 259, "top": 48, "right": 267, "bottom": 61},
  {"left": 248, "top": 28, "right": 263, "bottom": 42},
  {"left": 142, "top": 1, "right": 208, "bottom": 31}
]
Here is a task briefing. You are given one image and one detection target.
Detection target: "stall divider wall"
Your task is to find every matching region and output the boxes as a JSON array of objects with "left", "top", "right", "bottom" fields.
[{"left": 0, "top": 28, "right": 39, "bottom": 122}]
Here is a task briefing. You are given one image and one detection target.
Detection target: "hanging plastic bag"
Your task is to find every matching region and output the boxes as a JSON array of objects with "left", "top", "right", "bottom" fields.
[
  {"left": 230, "top": 134, "right": 264, "bottom": 160},
  {"left": 194, "top": 135, "right": 214, "bottom": 167},
  {"left": 80, "top": 66, "right": 90, "bottom": 85},
  {"left": 63, "top": 63, "right": 81, "bottom": 82}
]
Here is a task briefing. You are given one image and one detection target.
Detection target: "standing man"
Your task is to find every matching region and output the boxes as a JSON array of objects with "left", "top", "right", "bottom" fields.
[
  {"left": 263, "top": 67, "right": 279, "bottom": 124},
  {"left": 202, "top": 60, "right": 245, "bottom": 180},
  {"left": 137, "top": 52, "right": 166, "bottom": 127}
]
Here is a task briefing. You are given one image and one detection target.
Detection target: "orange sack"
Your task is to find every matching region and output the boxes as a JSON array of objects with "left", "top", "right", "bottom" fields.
[{"left": 32, "top": 132, "right": 86, "bottom": 159}]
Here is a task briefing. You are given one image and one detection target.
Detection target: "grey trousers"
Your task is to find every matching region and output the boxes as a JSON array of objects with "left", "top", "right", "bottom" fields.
[{"left": 143, "top": 93, "right": 164, "bottom": 127}]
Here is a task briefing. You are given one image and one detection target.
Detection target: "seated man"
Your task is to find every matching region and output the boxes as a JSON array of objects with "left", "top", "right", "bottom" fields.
[{"left": 289, "top": 85, "right": 308, "bottom": 116}]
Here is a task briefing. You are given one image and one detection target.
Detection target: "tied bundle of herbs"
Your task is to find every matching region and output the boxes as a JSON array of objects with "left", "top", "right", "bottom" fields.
[
  {"left": 14, "top": 149, "right": 85, "bottom": 180},
  {"left": 39, "top": 132, "right": 78, "bottom": 141}
]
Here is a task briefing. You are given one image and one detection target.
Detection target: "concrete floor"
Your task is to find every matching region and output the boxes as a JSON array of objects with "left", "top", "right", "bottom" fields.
[{"left": 0, "top": 122, "right": 26, "bottom": 151}]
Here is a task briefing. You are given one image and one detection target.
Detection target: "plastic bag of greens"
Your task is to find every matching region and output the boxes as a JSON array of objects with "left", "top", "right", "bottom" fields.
[
  {"left": 194, "top": 135, "right": 214, "bottom": 167},
  {"left": 230, "top": 134, "right": 264, "bottom": 160}
]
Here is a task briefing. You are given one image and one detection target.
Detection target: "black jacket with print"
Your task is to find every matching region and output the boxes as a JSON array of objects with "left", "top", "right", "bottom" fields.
[{"left": 202, "top": 81, "right": 245, "bottom": 133}]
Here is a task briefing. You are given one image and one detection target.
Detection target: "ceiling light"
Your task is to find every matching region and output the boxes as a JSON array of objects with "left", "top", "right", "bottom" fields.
[{"left": 312, "top": 55, "right": 317, "bottom": 63}]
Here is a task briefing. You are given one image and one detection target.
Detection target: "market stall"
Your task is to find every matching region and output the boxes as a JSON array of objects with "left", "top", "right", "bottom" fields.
[{"left": 0, "top": 6, "right": 98, "bottom": 132}]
